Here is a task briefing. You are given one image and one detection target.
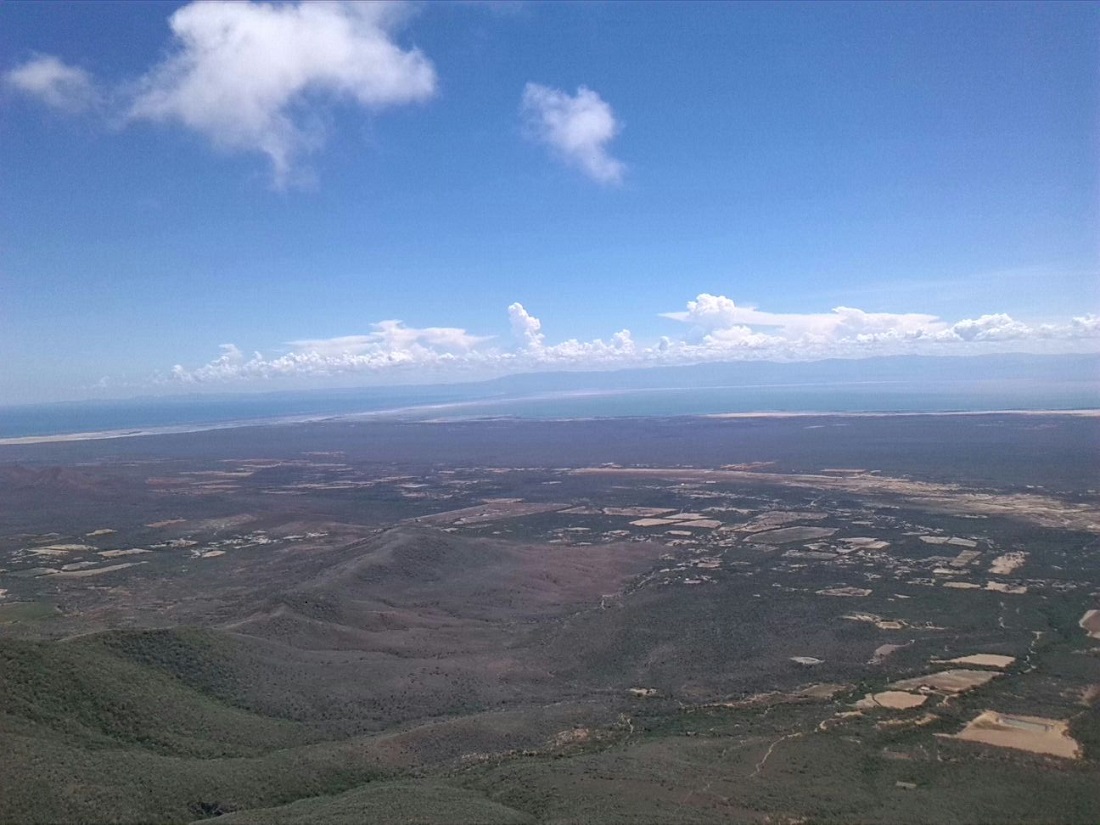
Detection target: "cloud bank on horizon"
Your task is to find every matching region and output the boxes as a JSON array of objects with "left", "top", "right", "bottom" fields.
[{"left": 169, "top": 294, "right": 1100, "bottom": 385}]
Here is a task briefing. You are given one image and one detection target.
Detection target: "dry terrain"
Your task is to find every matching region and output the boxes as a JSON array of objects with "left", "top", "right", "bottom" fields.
[{"left": 0, "top": 414, "right": 1097, "bottom": 824}]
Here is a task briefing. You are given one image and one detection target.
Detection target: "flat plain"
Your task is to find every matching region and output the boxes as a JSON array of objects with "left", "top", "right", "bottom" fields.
[{"left": 0, "top": 414, "right": 1097, "bottom": 823}]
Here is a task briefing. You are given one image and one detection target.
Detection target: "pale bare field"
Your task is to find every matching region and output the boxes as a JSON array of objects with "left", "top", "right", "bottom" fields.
[
  {"left": 1080, "top": 609, "right": 1100, "bottom": 640},
  {"left": 842, "top": 612, "right": 926, "bottom": 630},
  {"left": 985, "top": 581, "right": 1028, "bottom": 594},
  {"left": 944, "top": 654, "right": 1016, "bottom": 669},
  {"left": 889, "top": 669, "right": 1000, "bottom": 694},
  {"left": 949, "top": 711, "right": 1081, "bottom": 759},
  {"left": 947, "top": 537, "right": 979, "bottom": 548},
  {"left": 870, "top": 643, "right": 907, "bottom": 664},
  {"left": 702, "top": 683, "right": 849, "bottom": 711},
  {"left": 990, "top": 551, "right": 1027, "bottom": 575},
  {"left": 855, "top": 691, "right": 928, "bottom": 710},
  {"left": 842, "top": 612, "right": 880, "bottom": 623},
  {"left": 736, "top": 511, "right": 828, "bottom": 533},
  {"left": 949, "top": 549, "right": 981, "bottom": 566},
  {"left": 60, "top": 561, "right": 99, "bottom": 571},
  {"left": 98, "top": 548, "right": 150, "bottom": 558},
  {"left": 602, "top": 507, "right": 675, "bottom": 517},
  {"left": 415, "top": 500, "right": 567, "bottom": 526},
  {"left": 817, "top": 586, "right": 872, "bottom": 597},
  {"left": 33, "top": 544, "right": 94, "bottom": 554},
  {"left": 840, "top": 537, "right": 890, "bottom": 550},
  {"left": 48, "top": 561, "right": 146, "bottom": 579},
  {"left": 754, "top": 526, "right": 837, "bottom": 544},
  {"left": 673, "top": 519, "right": 723, "bottom": 529}
]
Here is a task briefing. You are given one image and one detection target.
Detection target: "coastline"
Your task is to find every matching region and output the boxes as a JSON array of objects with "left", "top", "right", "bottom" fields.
[
  {"left": 704, "top": 409, "right": 1100, "bottom": 419},
  {"left": 1, "top": 406, "right": 1097, "bottom": 448}
]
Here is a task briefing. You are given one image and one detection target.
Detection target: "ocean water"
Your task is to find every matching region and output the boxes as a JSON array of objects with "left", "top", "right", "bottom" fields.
[
  {"left": 0, "top": 386, "right": 489, "bottom": 440},
  {"left": 0, "top": 379, "right": 1096, "bottom": 441},
  {"left": 403, "top": 381, "right": 1098, "bottom": 421}
]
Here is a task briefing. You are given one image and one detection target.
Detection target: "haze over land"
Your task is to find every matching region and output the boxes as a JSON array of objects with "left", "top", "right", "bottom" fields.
[{"left": 0, "top": 353, "right": 1096, "bottom": 443}]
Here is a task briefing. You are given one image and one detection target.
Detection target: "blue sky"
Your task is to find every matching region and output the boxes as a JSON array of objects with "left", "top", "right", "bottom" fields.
[{"left": 2, "top": 1, "right": 1097, "bottom": 403}]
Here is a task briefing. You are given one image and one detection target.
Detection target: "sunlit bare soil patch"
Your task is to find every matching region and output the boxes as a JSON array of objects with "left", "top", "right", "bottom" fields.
[
  {"left": 49, "top": 561, "right": 146, "bottom": 579},
  {"left": 752, "top": 526, "right": 837, "bottom": 544},
  {"left": 889, "top": 668, "right": 1000, "bottom": 694},
  {"left": 817, "top": 586, "right": 872, "bottom": 597},
  {"left": 947, "top": 711, "right": 1081, "bottom": 759},
  {"left": 990, "top": 551, "right": 1028, "bottom": 575},
  {"left": 943, "top": 654, "right": 1016, "bottom": 669},
  {"left": 414, "top": 500, "right": 568, "bottom": 526},
  {"left": 855, "top": 691, "right": 928, "bottom": 710},
  {"left": 1080, "top": 609, "right": 1100, "bottom": 640}
]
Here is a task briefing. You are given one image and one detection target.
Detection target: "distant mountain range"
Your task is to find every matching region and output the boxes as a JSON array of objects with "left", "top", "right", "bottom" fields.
[{"left": 482, "top": 353, "right": 1100, "bottom": 394}]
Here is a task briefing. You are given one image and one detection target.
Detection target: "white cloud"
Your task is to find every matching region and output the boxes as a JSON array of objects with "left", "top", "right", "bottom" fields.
[
  {"left": 167, "top": 296, "right": 1100, "bottom": 385},
  {"left": 948, "top": 313, "right": 1032, "bottom": 342},
  {"left": 663, "top": 294, "right": 1100, "bottom": 357},
  {"left": 127, "top": 1, "right": 437, "bottom": 185},
  {"left": 1070, "top": 314, "right": 1100, "bottom": 336},
  {"left": 172, "top": 321, "right": 489, "bottom": 383},
  {"left": 508, "top": 302, "right": 544, "bottom": 349},
  {"left": 521, "top": 83, "right": 624, "bottom": 184},
  {"left": 291, "top": 321, "right": 489, "bottom": 355},
  {"left": 663, "top": 293, "right": 947, "bottom": 343},
  {"left": 4, "top": 55, "right": 99, "bottom": 112}
]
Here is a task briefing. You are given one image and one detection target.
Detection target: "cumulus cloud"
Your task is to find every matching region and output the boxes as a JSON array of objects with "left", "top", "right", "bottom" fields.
[
  {"left": 4, "top": 55, "right": 99, "bottom": 112},
  {"left": 167, "top": 296, "right": 1100, "bottom": 385},
  {"left": 662, "top": 295, "right": 1100, "bottom": 358},
  {"left": 521, "top": 83, "right": 625, "bottom": 184},
  {"left": 949, "top": 313, "right": 1034, "bottom": 341},
  {"left": 663, "top": 294, "right": 946, "bottom": 343},
  {"left": 127, "top": 1, "right": 436, "bottom": 185},
  {"left": 1070, "top": 314, "right": 1100, "bottom": 336},
  {"left": 508, "top": 302, "right": 544, "bottom": 349},
  {"left": 291, "top": 321, "right": 488, "bottom": 355},
  {"left": 172, "top": 321, "right": 490, "bottom": 383}
]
